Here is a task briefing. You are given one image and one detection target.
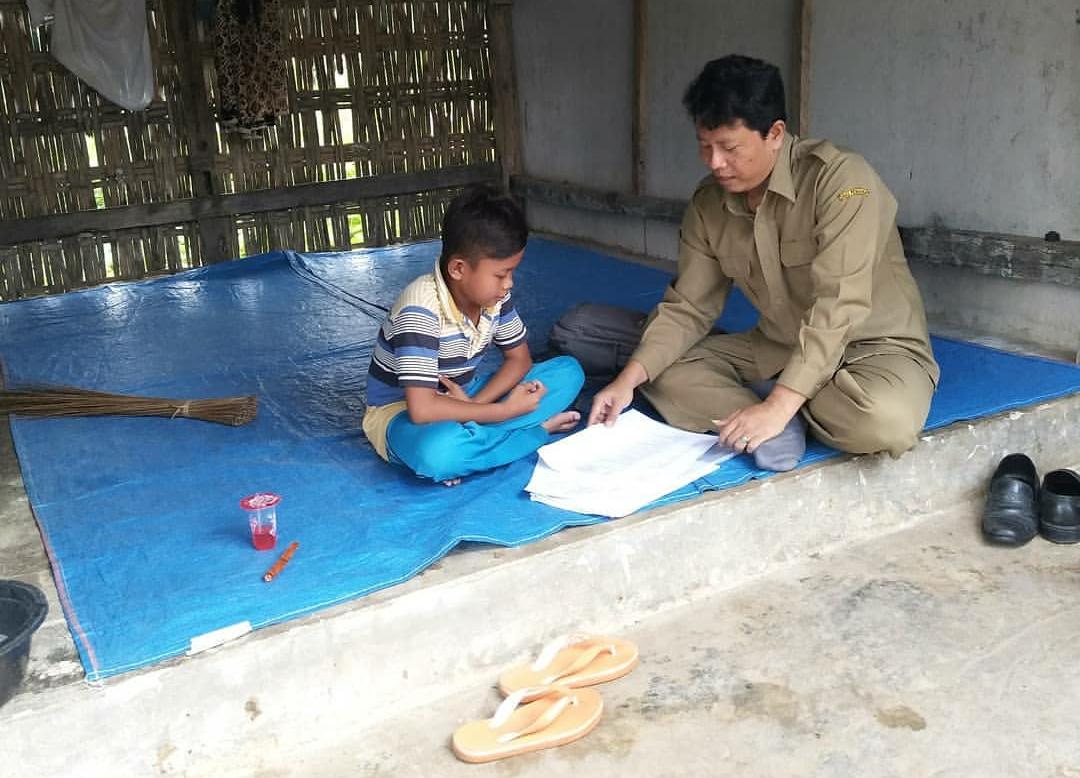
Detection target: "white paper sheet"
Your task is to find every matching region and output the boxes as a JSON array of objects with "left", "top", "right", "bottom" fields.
[{"left": 525, "top": 409, "right": 736, "bottom": 518}]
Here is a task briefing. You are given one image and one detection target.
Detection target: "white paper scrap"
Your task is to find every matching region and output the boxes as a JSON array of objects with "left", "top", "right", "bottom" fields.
[
  {"left": 525, "top": 409, "right": 736, "bottom": 518},
  {"left": 188, "top": 621, "right": 252, "bottom": 655}
]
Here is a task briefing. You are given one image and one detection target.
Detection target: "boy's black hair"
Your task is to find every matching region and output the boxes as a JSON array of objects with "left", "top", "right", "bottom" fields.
[
  {"left": 439, "top": 184, "right": 528, "bottom": 276},
  {"left": 682, "top": 55, "right": 786, "bottom": 137}
]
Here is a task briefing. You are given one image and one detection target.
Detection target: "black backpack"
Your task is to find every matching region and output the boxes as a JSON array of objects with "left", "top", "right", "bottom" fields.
[{"left": 548, "top": 303, "right": 648, "bottom": 380}]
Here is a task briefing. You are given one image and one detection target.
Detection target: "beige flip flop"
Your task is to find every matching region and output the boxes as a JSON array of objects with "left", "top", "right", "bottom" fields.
[
  {"left": 451, "top": 685, "right": 603, "bottom": 763},
  {"left": 498, "top": 635, "right": 639, "bottom": 696}
]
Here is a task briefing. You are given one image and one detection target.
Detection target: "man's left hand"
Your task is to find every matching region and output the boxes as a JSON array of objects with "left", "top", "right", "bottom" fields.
[{"left": 714, "top": 385, "right": 806, "bottom": 453}]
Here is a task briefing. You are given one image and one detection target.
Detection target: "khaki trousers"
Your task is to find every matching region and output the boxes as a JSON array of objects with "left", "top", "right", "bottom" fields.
[{"left": 639, "top": 333, "right": 935, "bottom": 457}]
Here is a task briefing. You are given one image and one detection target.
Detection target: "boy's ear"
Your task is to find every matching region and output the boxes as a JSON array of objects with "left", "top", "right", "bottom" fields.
[{"left": 446, "top": 256, "right": 469, "bottom": 280}]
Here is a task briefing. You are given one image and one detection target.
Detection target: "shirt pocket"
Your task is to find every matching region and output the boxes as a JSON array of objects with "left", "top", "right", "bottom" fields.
[
  {"left": 779, "top": 238, "right": 817, "bottom": 267},
  {"left": 843, "top": 338, "right": 897, "bottom": 363}
]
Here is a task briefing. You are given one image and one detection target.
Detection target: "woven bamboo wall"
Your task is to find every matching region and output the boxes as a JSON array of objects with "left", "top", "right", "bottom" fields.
[{"left": 0, "top": 0, "right": 496, "bottom": 300}]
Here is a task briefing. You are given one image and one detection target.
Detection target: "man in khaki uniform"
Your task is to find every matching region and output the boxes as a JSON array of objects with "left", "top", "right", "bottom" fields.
[{"left": 588, "top": 55, "right": 939, "bottom": 470}]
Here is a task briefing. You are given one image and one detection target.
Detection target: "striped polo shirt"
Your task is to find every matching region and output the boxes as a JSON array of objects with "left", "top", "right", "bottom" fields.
[{"left": 362, "top": 260, "right": 527, "bottom": 459}]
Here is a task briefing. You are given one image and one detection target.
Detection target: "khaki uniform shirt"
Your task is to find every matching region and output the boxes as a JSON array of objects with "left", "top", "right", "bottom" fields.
[{"left": 632, "top": 133, "right": 939, "bottom": 399}]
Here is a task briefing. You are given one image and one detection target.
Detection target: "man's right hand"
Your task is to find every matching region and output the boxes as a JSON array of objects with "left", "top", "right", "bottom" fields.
[
  {"left": 588, "top": 359, "right": 651, "bottom": 426},
  {"left": 588, "top": 381, "right": 634, "bottom": 426}
]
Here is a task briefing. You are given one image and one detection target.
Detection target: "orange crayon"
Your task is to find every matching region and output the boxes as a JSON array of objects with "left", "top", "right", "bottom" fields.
[{"left": 262, "top": 541, "right": 299, "bottom": 583}]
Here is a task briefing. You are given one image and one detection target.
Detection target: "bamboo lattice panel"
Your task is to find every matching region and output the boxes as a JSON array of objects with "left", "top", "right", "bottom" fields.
[
  {"left": 0, "top": 0, "right": 496, "bottom": 299},
  {"left": 228, "top": 188, "right": 463, "bottom": 259}
]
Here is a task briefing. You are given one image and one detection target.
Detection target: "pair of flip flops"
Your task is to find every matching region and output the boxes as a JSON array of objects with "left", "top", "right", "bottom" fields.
[{"left": 451, "top": 635, "right": 639, "bottom": 763}]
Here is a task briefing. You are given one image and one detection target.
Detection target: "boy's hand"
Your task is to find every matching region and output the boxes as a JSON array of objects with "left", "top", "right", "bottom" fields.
[
  {"left": 502, "top": 379, "right": 546, "bottom": 417},
  {"left": 438, "top": 375, "right": 472, "bottom": 402}
]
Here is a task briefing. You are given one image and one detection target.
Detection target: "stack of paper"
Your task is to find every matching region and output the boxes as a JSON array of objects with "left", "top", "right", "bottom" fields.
[{"left": 525, "top": 409, "right": 736, "bottom": 518}]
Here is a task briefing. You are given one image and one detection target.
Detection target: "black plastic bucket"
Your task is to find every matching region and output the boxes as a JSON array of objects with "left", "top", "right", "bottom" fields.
[{"left": 0, "top": 580, "right": 48, "bottom": 708}]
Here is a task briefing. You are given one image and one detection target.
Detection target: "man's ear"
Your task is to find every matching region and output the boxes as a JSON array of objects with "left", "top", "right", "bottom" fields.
[
  {"left": 446, "top": 256, "right": 469, "bottom": 280},
  {"left": 766, "top": 120, "right": 786, "bottom": 150}
]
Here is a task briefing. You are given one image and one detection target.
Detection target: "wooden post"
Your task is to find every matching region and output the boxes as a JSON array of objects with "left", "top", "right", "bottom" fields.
[
  {"left": 168, "top": 2, "right": 231, "bottom": 263},
  {"left": 631, "top": 0, "right": 648, "bottom": 195},
  {"left": 797, "top": 0, "right": 814, "bottom": 136},
  {"left": 487, "top": 0, "right": 523, "bottom": 191}
]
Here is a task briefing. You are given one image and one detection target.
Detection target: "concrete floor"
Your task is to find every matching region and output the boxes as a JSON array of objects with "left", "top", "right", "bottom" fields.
[
  {"left": 287, "top": 497, "right": 1080, "bottom": 778},
  {"left": 0, "top": 412, "right": 82, "bottom": 692}
]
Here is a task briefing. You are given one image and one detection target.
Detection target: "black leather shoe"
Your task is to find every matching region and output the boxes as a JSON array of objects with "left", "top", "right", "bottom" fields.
[
  {"left": 982, "top": 453, "right": 1039, "bottom": 546},
  {"left": 1039, "top": 469, "right": 1080, "bottom": 544}
]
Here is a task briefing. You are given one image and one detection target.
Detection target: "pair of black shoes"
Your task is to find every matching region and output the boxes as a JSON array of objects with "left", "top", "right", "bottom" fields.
[{"left": 982, "top": 453, "right": 1080, "bottom": 546}]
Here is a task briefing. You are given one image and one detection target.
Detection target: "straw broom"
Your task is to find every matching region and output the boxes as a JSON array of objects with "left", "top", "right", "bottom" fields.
[{"left": 0, "top": 385, "right": 257, "bottom": 426}]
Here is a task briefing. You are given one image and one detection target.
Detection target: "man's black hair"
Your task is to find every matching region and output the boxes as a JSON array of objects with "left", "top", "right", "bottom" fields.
[
  {"left": 439, "top": 184, "right": 528, "bottom": 276},
  {"left": 682, "top": 55, "right": 786, "bottom": 137}
]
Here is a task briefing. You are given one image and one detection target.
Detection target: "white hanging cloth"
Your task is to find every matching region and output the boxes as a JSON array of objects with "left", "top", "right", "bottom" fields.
[{"left": 33, "top": 0, "right": 155, "bottom": 111}]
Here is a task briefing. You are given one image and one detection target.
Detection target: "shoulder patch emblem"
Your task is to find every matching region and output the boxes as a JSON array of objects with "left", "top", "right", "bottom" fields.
[{"left": 837, "top": 186, "right": 871, "bottom": 202}]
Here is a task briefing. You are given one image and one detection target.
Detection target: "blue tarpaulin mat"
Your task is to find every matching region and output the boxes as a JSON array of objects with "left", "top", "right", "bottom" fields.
[{"left": 1, "top": 237, "right": 1078, "bottom": 680}]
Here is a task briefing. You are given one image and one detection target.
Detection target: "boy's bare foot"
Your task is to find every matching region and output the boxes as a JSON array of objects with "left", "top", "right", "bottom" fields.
[
  {"left": 442, "top": 478, "right": 462, "bottom": 487},
  {"left": 541, "top": 410, "right": 581, "bottom": 434}
]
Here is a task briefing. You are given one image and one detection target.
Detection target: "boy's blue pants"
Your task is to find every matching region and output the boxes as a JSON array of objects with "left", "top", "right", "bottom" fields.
[{"left": 385, "top": 356, "right": 585, "bottom": 482}]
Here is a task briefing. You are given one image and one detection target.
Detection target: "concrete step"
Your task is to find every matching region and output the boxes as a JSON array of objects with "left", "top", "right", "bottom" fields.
[
  {"left": 3, "top": 392, "right": 1079, "bottom": 777},
  {"left": 286, "top": 488, "right": 1080, "bottom": 778}
]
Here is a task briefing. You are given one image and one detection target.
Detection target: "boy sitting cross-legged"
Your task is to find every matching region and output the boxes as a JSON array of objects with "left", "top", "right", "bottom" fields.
[{"left": 362, "top": 185, "right": 584, "bottom": 485}]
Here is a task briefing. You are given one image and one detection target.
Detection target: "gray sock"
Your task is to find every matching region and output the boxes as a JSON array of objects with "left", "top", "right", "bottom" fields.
[
  {"left": 747, "top": 379, "right": 776, "bottom": 400},
  {"left": 753, "top": 413, "right": 807, "bottom": 472},
  {"left": 743, "top": 378, "right": 806, "bottom": 471}
]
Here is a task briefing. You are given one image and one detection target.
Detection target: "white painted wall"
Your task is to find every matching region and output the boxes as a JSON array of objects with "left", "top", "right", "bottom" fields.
[
  {"left": 513, "top": 0, "right": 634, "bottom": 192},
  {"left": 809, "top": 0, "right": 1080, "bottom": 239},
  {"left": 914, "top": 265, "right": 1080, "bottom": 361},
  {"left": 644, "top": 1, "right": 798, "bottom": 201},
  {"left": 514, "top": 0, "right": 1080, "bottom": 239}
]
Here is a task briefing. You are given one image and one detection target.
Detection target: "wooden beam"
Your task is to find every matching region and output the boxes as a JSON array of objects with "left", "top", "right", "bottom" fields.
[
  {"left": 631, "top": 0, "right": 648, "bottom": 195},
  {"left": 511, "top": 174, "right": 684, "bottom": 222},
  {"left": 487, "top": 0, "right": 523, "bottom": 190},
  {"left": 797, "top": 0, "right": 813, "bottom": 136},
  {"left": 899, "top": 227, "right": 1080, "bottom": 289},
  {"left": 2, "top": 164, "right": 501, "bottom": 245},
  {"left": 514, "top": 174, "right": 1080, "bottom": 288}
]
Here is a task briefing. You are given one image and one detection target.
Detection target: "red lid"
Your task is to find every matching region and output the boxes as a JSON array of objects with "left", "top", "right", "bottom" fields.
[{"left": 240, "top": 492, "right": 281, "bottom": 510}]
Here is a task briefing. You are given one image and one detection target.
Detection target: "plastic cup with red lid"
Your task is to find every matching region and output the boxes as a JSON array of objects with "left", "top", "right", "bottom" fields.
[{"left": 241, "top": 492, "right": 281, "bottom": 551}]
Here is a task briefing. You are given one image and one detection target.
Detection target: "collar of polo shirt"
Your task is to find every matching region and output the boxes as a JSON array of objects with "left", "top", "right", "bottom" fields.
[{"left": 432, "top": 259, "right": 498, "bottom": 327}]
